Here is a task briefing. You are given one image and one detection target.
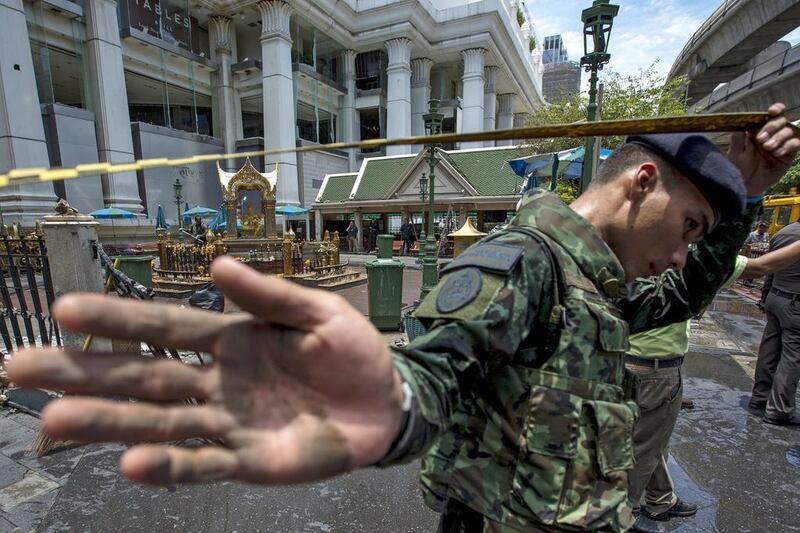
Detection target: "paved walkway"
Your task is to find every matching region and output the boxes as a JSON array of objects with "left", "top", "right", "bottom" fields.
[{"left": 0, "top": 283, "right": 798, "bottom": 532}]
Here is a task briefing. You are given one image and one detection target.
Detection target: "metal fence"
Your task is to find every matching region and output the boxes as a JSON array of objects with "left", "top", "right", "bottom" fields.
[{"left": 0, "top": 234, "right": 60, "bottom": 354}]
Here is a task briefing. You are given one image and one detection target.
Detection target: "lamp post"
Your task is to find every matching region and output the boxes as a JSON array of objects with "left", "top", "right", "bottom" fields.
[
  {"left": 418, "top": 172, "right": 428, "bottom": 265},
  {"left": 579, "top": 0, "right": 619, "bottom": 194},
  {"left": 173, "top": 177, "right": 183, "bottom": 242},
  {"left": 420, "top": 99, "right": 444, "bottom": 299}
]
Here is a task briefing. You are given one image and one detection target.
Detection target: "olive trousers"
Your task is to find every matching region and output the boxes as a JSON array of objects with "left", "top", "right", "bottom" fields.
[{"left": 625, "top": 361, "right": 682, "bottom": 516}]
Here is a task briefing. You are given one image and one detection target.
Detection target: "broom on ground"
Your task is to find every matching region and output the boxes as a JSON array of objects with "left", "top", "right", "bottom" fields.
[{"left": 28, "top": 259, "right": 120, "bottom": 457}]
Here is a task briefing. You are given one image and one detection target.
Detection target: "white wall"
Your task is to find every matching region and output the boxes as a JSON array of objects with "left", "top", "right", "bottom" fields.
[
  {"left": 298, "top": 142, "right": 349, "bottom": 208},
  {"left": 41, "top": 104, "right": 105, "bottom": 215},
  {"left": 131, "top": 122, "right": 224, "bottom": 223}
]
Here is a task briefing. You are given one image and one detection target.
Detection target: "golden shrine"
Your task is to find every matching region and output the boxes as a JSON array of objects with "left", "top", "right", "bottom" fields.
[
  {"left": 151, "top": 159, "right": 366, "bottom": 297},
  {"left": 217, "top": 158, "right": 279, "bottom": 253}
]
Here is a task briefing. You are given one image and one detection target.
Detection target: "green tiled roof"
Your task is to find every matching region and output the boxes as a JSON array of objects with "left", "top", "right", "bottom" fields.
[
  {"left": 447, "top": 147, "right": 534, "bottom": 196},
  {"left": 352, "top": 156, "right": 415, "bottom": 200},
  {"left": 319, "top": 173, "right": 357, "bottom": 202}
]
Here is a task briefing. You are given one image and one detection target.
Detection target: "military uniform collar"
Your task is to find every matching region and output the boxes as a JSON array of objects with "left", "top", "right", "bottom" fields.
[{"left": 511, "top": 189, "right": 626, "bottom": 297}]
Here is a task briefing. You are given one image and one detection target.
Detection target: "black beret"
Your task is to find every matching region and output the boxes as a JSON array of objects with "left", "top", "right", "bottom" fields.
[{"left": 625, "top": 133, "right": 745, "bottom": 224}]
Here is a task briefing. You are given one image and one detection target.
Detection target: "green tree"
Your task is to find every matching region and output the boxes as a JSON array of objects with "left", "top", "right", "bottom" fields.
[
  {"left": 767, "top": 155, "right": 800, "bottom": 196},
  {"left": 523, "top": 62, "right": 689, "bottom": 202}
]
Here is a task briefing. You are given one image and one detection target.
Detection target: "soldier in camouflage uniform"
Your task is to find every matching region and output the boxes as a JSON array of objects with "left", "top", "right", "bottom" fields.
[{"left": 8, "top": 104, "right": 799, "bottom": 532}]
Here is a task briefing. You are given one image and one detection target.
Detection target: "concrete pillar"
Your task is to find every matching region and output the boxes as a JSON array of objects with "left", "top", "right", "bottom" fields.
[
  {"left": 483, "top": 66, "right": 498, "bottom": 148},
  {"left": 41, "top": 215, "right": 111, "bottom": 351},
  {"left": 341, "top": 50, "right": 358, "bottom": 172},
  {"left": 85, "top": 0, "right": 144, "bottom": 213},
  {"left": 257, "top": 0, "right": 300, "bottom": 206},
  {"left": 0, "top": 0, "right": 57, "bottom": 226},
  {"left": 353, "top": 208, "right": 363, "bottom": 252},
  {"left": 496, "top": 93, "right": 515, "bottom": 146},
  {"left": 460, "top": 48, "right": 486, "bottom": 149},
  {"left": 410, "top": 58, "right": 433, "bottom": 137},
  {"left": 384, "top": 38, "right": 413, "bottom": 156},
  {"left": 210, "top": 15, "right": 237, "bottom": 171},
  {"left": 314, "top": 209, "right": 323, "bottom": 241},
  {"left": 514, "top": 112, "right": 530, "bottom": 145}
]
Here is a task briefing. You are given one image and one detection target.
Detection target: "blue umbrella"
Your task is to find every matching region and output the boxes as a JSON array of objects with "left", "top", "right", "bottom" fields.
[
  {"left": 275, "top": 205, "right": 309, "bottom": 216},
  {"left": 209, "top": 205, "right": 242, "bottom": 231},
  {"left": 155, "top": 205, "right": 170, "bottom": 229},
  {"left": 509, "top": 147, "right": 614, "bottom": 194},
  {"left": 184, "top": 206, "right": 219, "bottom": 217},
  {"left": 90, "top": 208, "right": 137, "bottom": 219}
]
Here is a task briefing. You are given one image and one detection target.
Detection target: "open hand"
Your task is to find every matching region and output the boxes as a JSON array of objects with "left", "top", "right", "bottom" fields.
[
  {"left": 728, "top": 102, "right": 800, "bottom": 196},
  {"left": 7, "top": 257, "right": 404, "bottom": 485}
]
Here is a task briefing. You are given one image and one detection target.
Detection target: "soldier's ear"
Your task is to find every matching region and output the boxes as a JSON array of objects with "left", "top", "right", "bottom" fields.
[{"left": 628, "top": 162, "right": 658, "bottom": 203}]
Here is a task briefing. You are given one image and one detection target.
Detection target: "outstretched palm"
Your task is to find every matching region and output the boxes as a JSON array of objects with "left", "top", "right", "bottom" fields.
[{"left": 8, "top": 257, "right": 403, "bottom": 485}]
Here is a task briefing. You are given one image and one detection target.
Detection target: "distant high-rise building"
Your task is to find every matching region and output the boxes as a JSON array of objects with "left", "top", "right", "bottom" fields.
[
  {"left": 543, "top": 34, "right": 570, "bottom": 65},
  {"left": 542, "top": 34, "right": 581, "bottom": 102}
]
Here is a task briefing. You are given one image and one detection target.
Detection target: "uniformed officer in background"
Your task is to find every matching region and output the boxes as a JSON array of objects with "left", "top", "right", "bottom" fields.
[{"left": 8, "top": 104, "right": 799, "bottom": 532}]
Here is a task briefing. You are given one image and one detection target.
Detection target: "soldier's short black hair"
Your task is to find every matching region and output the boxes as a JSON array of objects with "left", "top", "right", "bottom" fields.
[{"left": 592, "top": 143, "right": 674, "bottom": 187}]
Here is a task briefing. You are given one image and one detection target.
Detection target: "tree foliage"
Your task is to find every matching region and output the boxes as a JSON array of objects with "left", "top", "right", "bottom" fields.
[
  {"left": 524, "top": 62, "right": 690, "bottom": 203},
  {"left": 766, "top": 155, "right": 800, "bottom": 196},
  {"left": 524, "top": 62, "right": 690, "bottom": 154}
]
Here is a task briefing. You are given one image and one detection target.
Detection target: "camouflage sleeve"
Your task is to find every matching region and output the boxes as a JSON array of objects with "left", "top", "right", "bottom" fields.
[
  {"left": 379, "top": 230, "right": 553, "bottom": 465},
  {"left": 620, "top": 205, "right": 758, "bottom": 333}
]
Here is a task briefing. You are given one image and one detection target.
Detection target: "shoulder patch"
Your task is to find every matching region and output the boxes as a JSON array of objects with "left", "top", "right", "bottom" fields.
[
  {"left": 436, "top": 267, "right": 483, "bottom": 313},
  {"left": 563, "top": 271, "right": 598, "bottom": 294},
  {"left": 441, "top": 242, "right": 524, "bottom": 275}
]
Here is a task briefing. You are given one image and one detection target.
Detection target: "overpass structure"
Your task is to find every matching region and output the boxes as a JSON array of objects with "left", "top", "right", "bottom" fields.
[
  {"left": 668, "top": 0, "right": 800, "bottom": 104},
  {"left": 692, "top": 43, "right": 800, "bottom": 120}
]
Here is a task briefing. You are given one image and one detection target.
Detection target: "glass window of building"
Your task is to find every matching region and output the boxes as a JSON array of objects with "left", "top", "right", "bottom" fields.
[
  {"left": 355, "top": 51, "right": 386, "bottom": 91},
  {"left": 359, "top": 108, "right": 384, "bottom": 153}
]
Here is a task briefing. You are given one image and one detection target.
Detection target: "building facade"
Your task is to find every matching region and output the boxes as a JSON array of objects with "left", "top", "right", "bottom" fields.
[
  {"left": 541, "top": 34, "right": 580, "bottom": 103},
  {"left": 0, "top": 0, "right": 544, "bottom": 229}
]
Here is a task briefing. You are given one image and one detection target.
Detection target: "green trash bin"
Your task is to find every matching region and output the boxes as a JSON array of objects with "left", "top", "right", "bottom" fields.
[
  {"left": 110, "top": 255, "right": 155, "bottom": 289},
  {"left": 366, "top": 234, "right": 405, "bottom": 330}
]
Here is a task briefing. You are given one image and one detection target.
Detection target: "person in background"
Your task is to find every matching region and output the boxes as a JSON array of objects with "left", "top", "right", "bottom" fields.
[
  {"left": 629, "top": 241, "right": 800, "bottom": 533},
  {"left": 346, "top": 221, "right": 358, "bottom": 252},
  {"left": 192, "top": 215, "right": 208, "bottom": 243},
  {"left": 750, "top": 219, "right": 800, "bottom": 425},
  {"left": 745, "top": 220, "right": 770, "bottom": 245},
  {"left": 368, "top": 219, "right": 379, "bottom": 252},
  {"left": 399, "top": 218, "right": 416, "bottom": 256}
]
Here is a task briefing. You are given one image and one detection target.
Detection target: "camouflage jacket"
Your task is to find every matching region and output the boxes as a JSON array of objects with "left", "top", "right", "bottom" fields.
[{"left": 387, "top": 190, "right": 755, "bottom": 532}]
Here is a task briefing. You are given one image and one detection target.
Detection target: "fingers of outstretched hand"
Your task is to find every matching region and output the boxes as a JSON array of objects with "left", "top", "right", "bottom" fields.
[
  {"left": 7, "top": 348, "right": 212, "bottom": 401},
  {"left": 53, "top": 294, "right": 230, "bottom": 352},
  {"left": 211, "top": 256, "right": 341, "bottom": 328},
  {"left": 756, "top": 115, "right": 788, "bottom": 145},
  {"left": 120, "top": 445, "right": 239, "bottom": 485},
  {"left": 40, "top": 397, "right": 234, "bottom": 443}
]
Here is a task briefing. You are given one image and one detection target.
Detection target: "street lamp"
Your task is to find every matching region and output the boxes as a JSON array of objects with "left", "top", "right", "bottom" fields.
[
  {"left": 173, "top": 177, "right": 184, "bottom": 242},
  {"left": 420, "top": 99, "right": 444, "bottom": 299},
  {"left": 417, "top": 172, "right": 428, "bottom": 265},
  {"left": 579, "top": 0, "right": 619, "bottom": 193}
]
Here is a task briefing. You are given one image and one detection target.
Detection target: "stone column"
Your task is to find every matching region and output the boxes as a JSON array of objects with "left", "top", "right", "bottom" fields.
[
  {"left": 210, "top": 15, "right": 237, "bottom": 170},
  {"left": 496, "top": 93, "right": 515, "bottom": 146},
  {"left": 384, "top": 38, "right": 413, "bottom": 156},
  {"left": 514, "top": 112, "right": 531, "bottom": 145},
  {"left": 0, "top": 0, "right": 57, "bottom": 226},
  {"left": 460, "top": 48, "right": 486, "bottom": 149},
  {"left": 341, "top": 50, "right": 358, "bottom": 172},
  {"left": 41, "top": 215, "right": 111, "bottom": 351},
  {"left": 85, "top": 0, "right": 144, "bottom": 213},
  {"left": 353, "top": 208, "right": 363, "bottom": 252},
  {"left": 257, "top": 0, "right": 300, "bottom": 206},
  {"left": 314, "top": 209, "right": 323, "bottom": 241},
  {"left": 483, "top": 66, "right": 498, "bottom": 148},
  {"left": 410, "top": 58, "right": 433, "bottom": 137}
]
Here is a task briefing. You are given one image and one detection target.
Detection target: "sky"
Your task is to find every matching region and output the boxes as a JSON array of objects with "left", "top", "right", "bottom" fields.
[{"left": 524, "top": 0, "right": 800, "bottom": 86}]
